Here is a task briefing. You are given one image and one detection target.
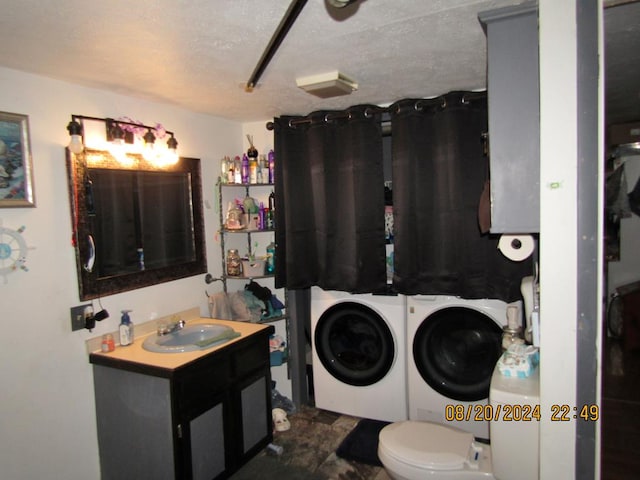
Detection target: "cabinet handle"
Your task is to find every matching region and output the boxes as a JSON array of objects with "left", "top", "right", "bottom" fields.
[{"left": 177, "top": 424, "right": 183, "bottom": 439}]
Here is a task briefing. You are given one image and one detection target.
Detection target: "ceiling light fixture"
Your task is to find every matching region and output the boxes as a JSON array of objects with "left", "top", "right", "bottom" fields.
[
  {"left": 65, "top": 115, "right": 179, "bottom": 166},
  {"left": 296, "top": 71, "right": 358, "bottom": 98}
]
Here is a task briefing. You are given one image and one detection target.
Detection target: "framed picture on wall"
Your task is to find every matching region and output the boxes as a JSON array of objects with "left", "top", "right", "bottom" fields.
[{"left": 0, "top": 111, "right": 35, "bottom": 207}]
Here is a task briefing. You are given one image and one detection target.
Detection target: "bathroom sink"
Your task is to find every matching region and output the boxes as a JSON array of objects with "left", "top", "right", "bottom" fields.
[{"left": 142, "top": 323, "right": 241, "bottom": 353}]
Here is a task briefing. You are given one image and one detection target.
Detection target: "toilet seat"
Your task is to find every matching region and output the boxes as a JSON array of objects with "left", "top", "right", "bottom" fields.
[{"left": 379, "top": 421, "right": 478, "bottom": 470}]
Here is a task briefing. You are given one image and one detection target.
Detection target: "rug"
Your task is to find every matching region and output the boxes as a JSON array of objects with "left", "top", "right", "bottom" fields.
[{"left": 335, "top": 418, "right": 390, "bottom": 467}]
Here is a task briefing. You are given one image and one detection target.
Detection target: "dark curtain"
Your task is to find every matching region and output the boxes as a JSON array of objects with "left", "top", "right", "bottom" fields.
[
  {"left": 391, "top": 91, "right": 532, "bottom": 302},
  {"left": 273, "top": 105, "right": 387, "bottom": 293}
]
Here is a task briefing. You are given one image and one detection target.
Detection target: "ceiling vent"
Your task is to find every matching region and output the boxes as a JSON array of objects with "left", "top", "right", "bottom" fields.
[{"left": 296, "top": 71, "right": 358, "bottom": 98}]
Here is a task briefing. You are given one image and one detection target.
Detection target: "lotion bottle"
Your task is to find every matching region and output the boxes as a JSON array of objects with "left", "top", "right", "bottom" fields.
[{"left": 119, "top": 310, "right": 134, "bottom": 346}]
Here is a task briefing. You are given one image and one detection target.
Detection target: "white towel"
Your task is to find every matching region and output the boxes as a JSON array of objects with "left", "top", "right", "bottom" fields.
[
  {"left": 208, "top": 291, "right": 262, "bottom": 322},
  {"left": 208, "top": 292, "right": 233, "bottom": 320}
]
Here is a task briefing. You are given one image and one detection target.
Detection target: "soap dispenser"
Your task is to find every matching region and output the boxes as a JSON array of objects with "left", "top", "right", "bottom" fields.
[{"left": 119, "top": 310, "right": 134, "bottom": 346}]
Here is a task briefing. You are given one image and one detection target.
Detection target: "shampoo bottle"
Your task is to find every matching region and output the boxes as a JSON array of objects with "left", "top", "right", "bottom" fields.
[
  {"left": 266, "top": 242, "right": 276, "bottom": 274},
  {"left": 119, "top": 310, "right": 134, "bottom": 346}
]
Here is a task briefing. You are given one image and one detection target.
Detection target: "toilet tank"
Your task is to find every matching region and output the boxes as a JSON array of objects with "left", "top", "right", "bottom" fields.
[{"left": 489, "top": 366, "right": 540, "bottom": 480}]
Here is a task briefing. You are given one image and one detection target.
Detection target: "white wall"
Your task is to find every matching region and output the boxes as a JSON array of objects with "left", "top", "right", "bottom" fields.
[{"left": 0, "top": 66, "right": 242, "bottom": 479}]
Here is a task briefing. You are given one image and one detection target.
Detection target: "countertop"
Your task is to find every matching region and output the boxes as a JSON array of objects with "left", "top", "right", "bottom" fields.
[{"left": 89, "top": 317, "right": 274, "bottom": 375}]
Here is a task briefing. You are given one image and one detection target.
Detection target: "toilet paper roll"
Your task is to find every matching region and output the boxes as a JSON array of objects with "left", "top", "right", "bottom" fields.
[{"left": 498, "top": 235, "right": 534, "bottom": 261}]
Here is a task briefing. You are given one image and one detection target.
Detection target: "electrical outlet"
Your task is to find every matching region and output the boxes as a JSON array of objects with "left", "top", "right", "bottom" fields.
[{"left": 70, "top": 304, "right": 93, "bottom": 331}]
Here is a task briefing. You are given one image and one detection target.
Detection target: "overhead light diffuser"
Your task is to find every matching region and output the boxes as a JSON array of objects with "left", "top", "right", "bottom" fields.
[{"left": 296, "top": 71, "right": 358, "bottom": 98}]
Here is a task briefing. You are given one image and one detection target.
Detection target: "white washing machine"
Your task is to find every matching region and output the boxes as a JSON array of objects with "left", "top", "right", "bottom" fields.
[
  {"left": 311, "top": 287, "right": 408, "bottom": 422},
  {"left": 407, "top": 295, "right": 510, "bottom": 439}
]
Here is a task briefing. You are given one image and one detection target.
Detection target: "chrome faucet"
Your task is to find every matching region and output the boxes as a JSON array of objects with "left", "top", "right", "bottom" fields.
[{"left": 157, "top": 319, "right": 186, "bottom": 336}]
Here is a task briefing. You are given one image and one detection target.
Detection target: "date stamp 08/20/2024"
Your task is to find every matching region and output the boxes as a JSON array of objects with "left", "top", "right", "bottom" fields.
[{"left": 445, "top": 404, "right": 600, "bottom": 423}]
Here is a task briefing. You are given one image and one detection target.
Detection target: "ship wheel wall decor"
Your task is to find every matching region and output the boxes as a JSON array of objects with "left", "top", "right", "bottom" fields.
[{"left": 0, "top": 221, "right": 33, "bottom": 283}]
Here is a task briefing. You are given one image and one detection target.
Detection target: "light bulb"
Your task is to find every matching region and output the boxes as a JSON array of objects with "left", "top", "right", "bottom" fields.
[
  {"left": 68, "top": 134, "right": 84, "bottom": 154},
  {"left": 142, "top": 143, "right": 155, "bottom": 162},
  {"left": 66, "top": 119, "right": 84, "bottom": 153},
  {"left": 108, "top": 139, "right": 132, "bottom": 165},
  {"left": 164, "top": 135, "right": 179, "bottom": 165},
  {"left": 165, "top": 150, "right": 179, "bottom": 165}
]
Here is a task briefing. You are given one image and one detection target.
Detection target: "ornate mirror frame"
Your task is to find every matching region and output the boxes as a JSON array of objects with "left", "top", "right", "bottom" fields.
[{"left": 66, "top": 148, "right": 207, "bottom": 300}]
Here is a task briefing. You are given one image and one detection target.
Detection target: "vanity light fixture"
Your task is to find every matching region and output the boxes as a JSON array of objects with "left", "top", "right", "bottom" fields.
[{"left": 65, "top": 115, "right": 179, "bottom": 166}]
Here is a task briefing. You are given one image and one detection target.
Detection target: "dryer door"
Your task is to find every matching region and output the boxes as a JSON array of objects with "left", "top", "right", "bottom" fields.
[
  {"left": 413, "top": 307, "right": 502, "bottom": 401},
  {"left": 314, "top": 302, "right": 395, "bottom": 387}
]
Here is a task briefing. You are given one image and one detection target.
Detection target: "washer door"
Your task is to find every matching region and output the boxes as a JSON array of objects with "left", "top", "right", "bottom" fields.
[
  {"left": 413, "top": 307, "right": 502, "bottom": 401},
  {"left": 314, "top": 302, "right": 395, "bottom": 387}
]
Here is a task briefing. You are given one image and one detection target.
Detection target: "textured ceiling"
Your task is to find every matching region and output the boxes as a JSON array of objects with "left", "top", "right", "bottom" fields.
[{"left": 0, "top": 0, "right": 637, "bottom": 125}]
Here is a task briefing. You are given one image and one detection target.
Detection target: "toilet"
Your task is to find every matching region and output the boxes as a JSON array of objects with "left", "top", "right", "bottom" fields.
[{"left": 378, "top": 365, "right": 540, "bottom": 480}]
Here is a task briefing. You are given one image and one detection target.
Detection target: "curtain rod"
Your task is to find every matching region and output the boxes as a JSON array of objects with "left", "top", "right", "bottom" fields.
[
  {"left": 265, "top": 91, "right": 486, "bottom": 131},
  {"left": 246, "top": 0, "right": 308, "bottom": 92}
]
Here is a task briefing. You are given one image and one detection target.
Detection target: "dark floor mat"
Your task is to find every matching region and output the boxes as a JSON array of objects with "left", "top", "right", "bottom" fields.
[{"left": 335, "top": 418, "right": 390, "bottom": 467}]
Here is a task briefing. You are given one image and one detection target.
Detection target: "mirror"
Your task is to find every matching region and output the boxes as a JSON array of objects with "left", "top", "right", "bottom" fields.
[{"left": 66, "top": 148, "right": 206, "bottom": 300}]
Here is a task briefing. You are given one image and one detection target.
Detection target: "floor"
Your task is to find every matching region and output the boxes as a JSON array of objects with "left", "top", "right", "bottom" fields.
[
  {"left": 230, "top": 405, "right": 392, "bottom": 480},
  {"left": 601, "top": 336, "right": 640, "bottom": 480},
  {"left": 231, "top": 334, "right": 638, "bottom": 480}
]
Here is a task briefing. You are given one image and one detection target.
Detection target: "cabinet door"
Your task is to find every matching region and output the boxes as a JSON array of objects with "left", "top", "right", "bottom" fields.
[
  {"left": 93, "top": 366, "right": 175, "bottom": 480},
  {"left": 189, "top": 402, "right": 226, "bottom": 480},
  {"left": 479, "top": 3, "right": 540, "bottom": 233},
  {"left": 240, "top": 374, "right": 270, "bottom": 454}
]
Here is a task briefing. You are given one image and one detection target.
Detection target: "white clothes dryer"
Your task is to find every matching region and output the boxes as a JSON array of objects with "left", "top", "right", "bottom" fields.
[
  {"left": 407, "top": 295, "right": 509, "bottom": 439},
  {"left": 311, "top": 287, "right": 408, "bottom": 422}
]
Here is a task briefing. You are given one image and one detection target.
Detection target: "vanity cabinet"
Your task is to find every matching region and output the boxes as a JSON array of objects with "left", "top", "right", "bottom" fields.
[
  {"left": 479, "top": 2, "right": 540, "bottom": 233},
  {"left": 90, "top": 324, "right": 274, "bottom": 480}
]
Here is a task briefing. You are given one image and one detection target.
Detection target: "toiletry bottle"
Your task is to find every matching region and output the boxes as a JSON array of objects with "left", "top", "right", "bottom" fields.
[
  {"left": 101, "top": 334, "right": 115, "bottom": 352},
  {"left": 259, "top": 154, "right": 268, "bottom": 183},
  {"left": 264, "top": 207, "right": 272, "bottom": 230},
  {"left": 266, "top": 242, "right": 276, "bottom": 274},
  {"left": 258, "top": 201, "right": 265, "bottom": 230},
  {"left": 241, "top": 154, "right": 250, "bottom": 184},
  {"left": 268, "top": 150, "right": 275, "bottom": 184},
  {"left": 119, "top": 310, "right": 134, "bottom": 346},
  {"left": 233, "top": 156, "right": 242, "bottom": 184},
  {"left": 220, "top": 156, "right": 228, "bottom": 184},
  {"left": 268, "top": 191, "right": 276, "bottom": 229},
  {"left": 249, "top": 157, "right": 258, "bottom": 184},
  {"left": 137, "top": 248, "right": 145, "bottom": 270}
]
